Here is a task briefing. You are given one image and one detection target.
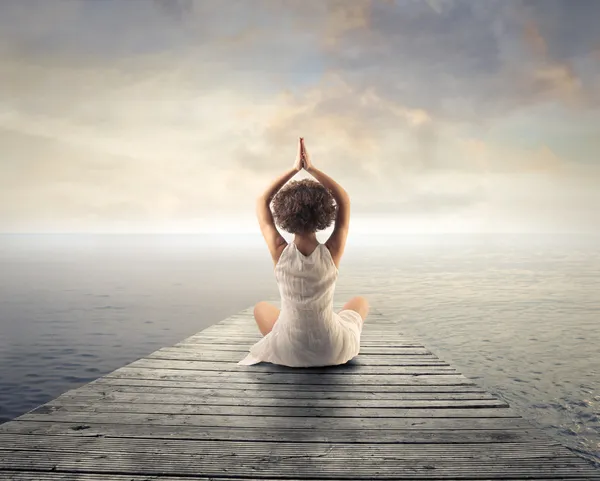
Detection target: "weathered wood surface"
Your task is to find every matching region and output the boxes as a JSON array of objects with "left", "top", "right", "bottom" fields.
[{"left": 1, "top": 303, "right": 599, "bottom": 480}]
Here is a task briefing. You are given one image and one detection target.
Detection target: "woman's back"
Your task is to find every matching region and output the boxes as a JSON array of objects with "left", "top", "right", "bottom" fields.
[
  {"left": 275, "top": 242, "right": 338, "bottom": 321},
  {"left": 238, "top": 241, "right": 362, "bottom": 367}
]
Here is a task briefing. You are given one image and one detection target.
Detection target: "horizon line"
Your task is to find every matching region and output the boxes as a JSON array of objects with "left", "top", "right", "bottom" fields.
[{"left": 0, "top": 232, "right": 597, "bottom": 236}]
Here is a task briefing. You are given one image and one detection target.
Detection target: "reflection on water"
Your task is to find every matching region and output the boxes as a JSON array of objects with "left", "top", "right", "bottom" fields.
[{"left": 0, "top": 233, "right": 598, "bottom": 467}]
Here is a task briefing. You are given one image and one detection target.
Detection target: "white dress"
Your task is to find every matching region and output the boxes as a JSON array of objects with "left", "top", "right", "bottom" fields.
[{"left": 238, "top": 242, "right": 363, "bottom": 368}]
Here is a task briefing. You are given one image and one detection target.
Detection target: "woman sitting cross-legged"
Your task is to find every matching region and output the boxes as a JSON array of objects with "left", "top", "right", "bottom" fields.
[{"left": 238, "top": 137, "right": 369, "bottom": 368}]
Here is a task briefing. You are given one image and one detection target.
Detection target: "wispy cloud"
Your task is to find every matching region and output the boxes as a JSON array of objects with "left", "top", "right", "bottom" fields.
[{"left": 0, "top": 0, "right": 599, "bottom": 234}]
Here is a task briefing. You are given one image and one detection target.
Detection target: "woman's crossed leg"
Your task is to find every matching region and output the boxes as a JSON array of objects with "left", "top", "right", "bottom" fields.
[{"left": 253, "top": 296, "right": 369, "bottom": 336}]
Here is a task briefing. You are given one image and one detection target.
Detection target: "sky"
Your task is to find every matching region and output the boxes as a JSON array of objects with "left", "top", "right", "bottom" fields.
[{"left": 1, "top": 0, "right": 599, "bottom": 235}]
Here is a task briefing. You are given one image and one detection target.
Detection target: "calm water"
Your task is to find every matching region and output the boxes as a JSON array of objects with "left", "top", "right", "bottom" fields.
[{"left": 0, "top": 233, "right": 598, "bottom": 468}]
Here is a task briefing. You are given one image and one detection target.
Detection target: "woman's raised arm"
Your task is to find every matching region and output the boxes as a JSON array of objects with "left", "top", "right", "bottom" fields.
[
  {"left": 306, "top": 165, "right": 350, "bottom": 206},
  {"left": 301, "top": 138, "right": 350, "bottom": 206},
  {"left": 301, "top": 139, "right": 350, "bottom": 266}
]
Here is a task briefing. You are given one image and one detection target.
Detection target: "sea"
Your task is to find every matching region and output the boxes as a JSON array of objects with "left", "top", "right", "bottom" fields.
[{"left": 0, "top": 233, "right": 598, "bottom": 468}]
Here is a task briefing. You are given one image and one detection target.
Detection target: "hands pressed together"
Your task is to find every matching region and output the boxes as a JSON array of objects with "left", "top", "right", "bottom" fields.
[{"left": 293, "top": 137, "right": 313, "bottom": 172}]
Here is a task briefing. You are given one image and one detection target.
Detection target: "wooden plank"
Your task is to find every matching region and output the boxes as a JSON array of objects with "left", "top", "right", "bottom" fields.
[
  {"left": 146, "top": 348, "right": 449, "bottom": 365},
  {"left": 49, "top": 384, "right": 502, "bottom": 401},
  {"left": 175, "top": 338, "right": 431, "bottom": 356},
  {"left": 167, "top": 343, "right": 440, "bottom": 354},
  {"left": 48, "top": 391, "right": 509, "bottom": 409},
  {"left": 152, "top": 345, "right": 435, "bottom": 355},
  {"left": 14, "top": 412, "right": 534, "bottom": 430},
  {"left": 103, "top": 367, "right": 477, "bottom": 386},
  {"left": 186, "top": 339, "right": 427, "bottom": 348},
  {"left": 0, "top": 434, "right": 565, "bottom": 455},
  {"left": 189, "top": 335, "right": 424, "bottom": 345},
  {"left": 126, "top": 358, "right": 457, "bottom": 374},
  {"left": 2, "top": 474, "right": 599, "bottom": 481},
  {"left": 0, "top": 473, "right": 228, "bottom": 481},
  {"left": 0, "top": 422, "right": 556, "bottom": 444},
  {"left": 0, "top": 421, "right": 557, "bottom": 444},
  {"left": 88, "top": 377, "right": 492, "bottom": 392},
  {"left": 0, "top": 450, "right": 597, "bottom": 478},
  {"left": 28, "top": 402, "right": 520, "bottom": 419}
]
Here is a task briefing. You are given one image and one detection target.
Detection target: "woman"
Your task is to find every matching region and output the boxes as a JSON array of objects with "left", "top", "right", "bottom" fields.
[{"left": 238, "top": 137, "right": 369, "bottom": 367}]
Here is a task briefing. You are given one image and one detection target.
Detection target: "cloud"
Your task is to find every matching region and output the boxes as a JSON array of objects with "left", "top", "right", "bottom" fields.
[
  {"left": 455, "top": 136, "right": 571, "bottom": 175},
  {"left": 354, "top": 190, "right": 486, "bottom": 216},
  {"left": 0, "top": 0, "right": 598, "bottom": 233}
]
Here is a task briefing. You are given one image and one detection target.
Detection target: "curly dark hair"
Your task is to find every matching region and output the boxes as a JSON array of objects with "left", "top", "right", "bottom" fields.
[{"left": 271, "top": 179, "right": 337, "bottom": 235}]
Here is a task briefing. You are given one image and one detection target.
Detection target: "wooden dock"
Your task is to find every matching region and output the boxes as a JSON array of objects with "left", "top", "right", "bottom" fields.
[{"left": 0, "top": 304, "right": 599, "bottom": 480}]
